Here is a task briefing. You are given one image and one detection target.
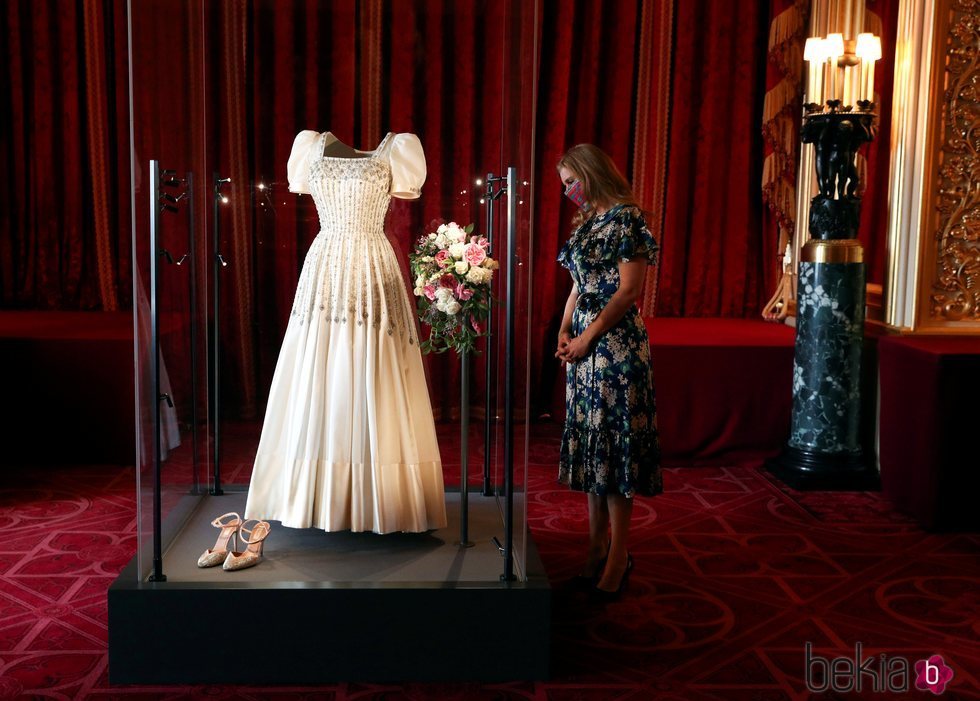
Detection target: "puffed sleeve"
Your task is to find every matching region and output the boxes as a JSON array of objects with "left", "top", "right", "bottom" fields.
[
  {"left": 609, "top": 206, "right": 659, "bottom": 266},
  {"left": 286, "top": 130, "right": 319, "bottom": 194},
  {"left": 389, "top": 133, "right": 427, "bottom": 199}
]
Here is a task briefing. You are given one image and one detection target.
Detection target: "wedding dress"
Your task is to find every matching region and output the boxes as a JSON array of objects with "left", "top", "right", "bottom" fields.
[{"left": 244, "top": 130, "right": 447, "bottom": 534}]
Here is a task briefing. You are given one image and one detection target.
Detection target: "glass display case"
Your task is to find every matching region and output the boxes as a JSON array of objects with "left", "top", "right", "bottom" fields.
[{"left": 112, "top": 0, "right": 547, "bottom": 685}]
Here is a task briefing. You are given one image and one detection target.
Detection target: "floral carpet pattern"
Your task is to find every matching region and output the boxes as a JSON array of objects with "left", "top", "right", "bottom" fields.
[{"left": 0, "top": 424, "right": 978, "bottom": 700}]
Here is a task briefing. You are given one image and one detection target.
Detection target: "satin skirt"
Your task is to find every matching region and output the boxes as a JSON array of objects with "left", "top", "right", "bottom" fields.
[{"left": 245, "top": 233, "right": 447, "bottom": 534}]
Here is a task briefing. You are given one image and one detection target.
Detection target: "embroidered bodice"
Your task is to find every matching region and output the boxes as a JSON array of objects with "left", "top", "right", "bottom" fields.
[{"left": 285, "top": 130, "right": 427, "bottom": 340}]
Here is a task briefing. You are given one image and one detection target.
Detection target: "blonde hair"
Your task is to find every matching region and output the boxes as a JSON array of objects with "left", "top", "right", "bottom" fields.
[{"left": 556, "top": 144, "right": 640, "bottom": 226}]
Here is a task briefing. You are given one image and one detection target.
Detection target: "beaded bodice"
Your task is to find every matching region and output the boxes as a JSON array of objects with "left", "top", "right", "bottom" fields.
[
  {"left": 288, "top": 131, "right": 417, "bottom": 342},
  {"left": 308, "top": 131, "right": 393, "bottom": 235}
]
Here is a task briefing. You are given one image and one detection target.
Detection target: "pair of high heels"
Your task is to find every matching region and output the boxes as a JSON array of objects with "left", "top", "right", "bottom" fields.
[
  {"left": 197, "top": 512, "right": 271, "bottom": 571},
  {"left": 590, "top": 552, "right": 633, "bottom": 603}
]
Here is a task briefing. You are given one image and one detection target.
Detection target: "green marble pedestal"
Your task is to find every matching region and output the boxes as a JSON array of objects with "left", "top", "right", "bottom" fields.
[{"left": 767, "top": 238, "right": 879, "bottom": 490}]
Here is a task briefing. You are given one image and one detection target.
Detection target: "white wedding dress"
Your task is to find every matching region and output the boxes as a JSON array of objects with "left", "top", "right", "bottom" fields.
[{"left": 244, "top": 130, "right": 447, "bottom": 534}]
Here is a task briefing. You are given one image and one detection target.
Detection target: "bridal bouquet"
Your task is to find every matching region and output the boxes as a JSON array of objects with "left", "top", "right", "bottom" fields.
[{"left": 410, "top": 221, "right": 498, "bottom": 354}]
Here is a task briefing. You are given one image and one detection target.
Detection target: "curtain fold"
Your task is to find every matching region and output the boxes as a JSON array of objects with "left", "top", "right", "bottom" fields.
[
  {"left": 858, "top": 0, "right": 899, "bottom": 285},
  {"left": 632, "top": 0, "right": 675, "bottom": 316},
  {"left": 1, "top": 0, "right": 131, "bottom": 311},
  {"left": 655, "top": 0, "right": 773, "bottom": 317},
  {"left": 761, "top": 0, "right": 808, "bottom": 296}
]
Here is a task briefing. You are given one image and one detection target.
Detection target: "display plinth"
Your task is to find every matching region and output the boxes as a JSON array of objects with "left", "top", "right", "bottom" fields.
[{"left": 108, "top": 491, "right": 550, "bottom": 684}]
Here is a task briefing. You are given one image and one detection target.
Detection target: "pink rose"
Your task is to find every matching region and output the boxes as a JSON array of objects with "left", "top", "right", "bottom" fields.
[
  {"left": 423, "top": 285, "right": 437, "bottom": 300},
  {"left": 455, "top": 284, "right": 474, "bottom": 300},
  {"left": 463, "top": 242, "right": 487, "bottom": 266},
  {"left": 478, "top": 237, "right": 490, "bottom": 249},
  {"left": 440, "top": 274, "right": 457, "bottom": 289},
  {"left": 435, "top": 250, "right": 451, "bottom": 268}
]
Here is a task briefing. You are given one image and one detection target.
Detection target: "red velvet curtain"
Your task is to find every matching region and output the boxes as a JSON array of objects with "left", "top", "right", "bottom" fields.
[
  {"left": 655, "top": 0, "right": 774, "bottom": 317},
  {"left": 0, "top": 0, "right": 132, "bottom": 311},
  {"left": 858, "top": 0, "right": 899, "bottom": 285}
]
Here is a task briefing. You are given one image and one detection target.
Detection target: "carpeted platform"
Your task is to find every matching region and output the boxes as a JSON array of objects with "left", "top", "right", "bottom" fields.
[
  {"left": 0, "top": 311, "right": 136, "bottom": 465},
  {"left": 878, "top": 334, "right": 980, "bottom": 530},
  {"left": 0, "top": 311, "right": 186, "bottom": 465},
  {"left": 645, "top": 317, "right": 796, "bottom": 461},
  {"left": 1, "top": 423, "right": 978, "bottom": 698}
]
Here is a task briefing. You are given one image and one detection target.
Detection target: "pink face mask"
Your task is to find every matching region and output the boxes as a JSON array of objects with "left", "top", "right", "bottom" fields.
[{"left": 564, "top": 179, "right": 591, "bottom": 211}]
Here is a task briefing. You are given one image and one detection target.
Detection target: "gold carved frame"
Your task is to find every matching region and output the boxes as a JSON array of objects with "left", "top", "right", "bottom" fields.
[{"left": 886, "top": 0, "right": 980, "bottom": 333}]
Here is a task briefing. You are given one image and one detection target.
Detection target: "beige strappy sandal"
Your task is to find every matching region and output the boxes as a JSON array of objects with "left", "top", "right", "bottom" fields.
[
  {"left": 197, "top": 512, "right": 242, "bottom": 568},
  {"left": 222, "top": 519, "right": 271, "bottom": 571}
]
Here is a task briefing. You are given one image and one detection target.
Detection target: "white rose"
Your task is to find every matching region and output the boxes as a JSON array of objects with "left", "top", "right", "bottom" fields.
[
  {"left": 413, "top": 286, "right": 423, "bottom": 296},
  {"left": 465, "top": 267, "right": 484, "bottom": 285},
  {"left": 435, "top": 234, "right": 448, "bottom": 248},
  {"left": 415, "top": 275, "right": 425, "bottom": 287},
  {"left": 454, "top": 261, "right": 469, "bottom": 275},
  {"left": 449, "top": 242, "right": 466, "bottom": 259},
  {"left": 437, "top": 224, "right": 448, "bottom": 234},
  {"left": 428, "top": 232, "right": 438, "bottom": 239},
  {"left": 435, "top": 287, "right": 454, "bottom": 302},
  {"left": 445, "top": 300, "right": 461, "bottom": 315}
]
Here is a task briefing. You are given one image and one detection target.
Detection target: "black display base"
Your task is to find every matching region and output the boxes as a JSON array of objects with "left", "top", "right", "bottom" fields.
[
  {"left": 108, "top": 492, "right": 550, "bottom": 684},
  {"left": 765, "top": 445, "right": 881, "bottom": 491}
]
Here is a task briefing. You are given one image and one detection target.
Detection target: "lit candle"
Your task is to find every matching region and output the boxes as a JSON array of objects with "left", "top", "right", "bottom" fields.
[
  {"left": 868, "top": 59, "right": 876, "bottom": 103},
  {"left": 860, "top": 57, "right": 869, "bottom": 104},
  {"left": 856, "top": 33, "right": 882, "bottom": 103},
  {"left": 826, "top": 34, "right": 844, "bottom": 102},
  {"left": 868, "top": 36, "right": 881, "bottom": 102},
  {"left": 804, "top": 37, "right": 825, "bottom": 104}
]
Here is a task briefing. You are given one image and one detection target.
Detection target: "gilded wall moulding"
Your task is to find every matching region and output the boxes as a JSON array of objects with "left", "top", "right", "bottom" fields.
[{"left": 931, "top": 0, "right": 980, "bottom": 321}]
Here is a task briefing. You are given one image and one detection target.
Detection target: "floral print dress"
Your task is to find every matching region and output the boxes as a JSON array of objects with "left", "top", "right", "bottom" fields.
[{"left": 556, "top": 204, "right": 663, "bottom": 497}]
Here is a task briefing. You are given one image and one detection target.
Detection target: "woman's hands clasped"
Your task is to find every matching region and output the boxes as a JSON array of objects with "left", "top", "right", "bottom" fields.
[{"left": 555, "top": 330, "right": 594, "bottom": 365}]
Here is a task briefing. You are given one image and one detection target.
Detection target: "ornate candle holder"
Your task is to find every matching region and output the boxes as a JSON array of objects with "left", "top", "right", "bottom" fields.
[{"left": 767, "top": 100, "right": 880, "bottom": 490}]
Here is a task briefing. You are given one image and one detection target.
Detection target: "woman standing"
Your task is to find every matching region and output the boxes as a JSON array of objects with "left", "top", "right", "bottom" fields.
[{"left": 555, "top": 144, "right": 663, "bottom": 600}]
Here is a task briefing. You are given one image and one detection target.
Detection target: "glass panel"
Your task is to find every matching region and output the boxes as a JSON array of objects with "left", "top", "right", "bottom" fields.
[
  {"left": 131, "top": 0, "right": 536, "bottom": 583},
  {"left": 205, "top": 0, "right": 537, "bottom": 582},
  {"left": 129, "top": 0, "right": 209, "bottom": 580},
  {"left": 497, "top": 0, "right": 538, "bottom": 580}
]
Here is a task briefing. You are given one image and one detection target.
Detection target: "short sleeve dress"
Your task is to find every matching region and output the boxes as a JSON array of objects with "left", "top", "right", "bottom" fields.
[
  {"left": 556, "top": 204, "right": 663, "bottom": 497},
  {"left": 244, "top": 130, "right": 447, "bottom": 534}
]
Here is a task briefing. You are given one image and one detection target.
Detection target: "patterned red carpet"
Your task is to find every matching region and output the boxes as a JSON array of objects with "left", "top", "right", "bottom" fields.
[{"left": 1, "top": 424, "right": 978, "bottom": 700}]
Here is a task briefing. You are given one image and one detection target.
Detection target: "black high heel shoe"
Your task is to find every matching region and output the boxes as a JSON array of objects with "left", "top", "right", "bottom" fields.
[
  {"left": 568, "top": 540, "right": 611, "bottom": 590},
  {"left": 569, "top": 555, "right": 607, "bottom": 590},
  {"left": 590, "top": 552, "right": 633, "bottom": 602}
]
